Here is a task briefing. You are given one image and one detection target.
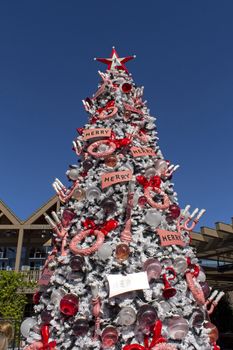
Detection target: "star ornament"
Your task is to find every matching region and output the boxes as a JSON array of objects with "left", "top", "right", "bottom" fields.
[{"left": 94, "top": 47, "right": 136, "bottom": 73}]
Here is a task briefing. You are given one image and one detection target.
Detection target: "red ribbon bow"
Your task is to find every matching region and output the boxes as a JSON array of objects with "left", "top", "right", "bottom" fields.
[
  {"left": 110, "top": 131, "right": 132, "bottom": 149},
  {"left": 123, "top": 320, "right": 167, "bottom": 350},
  {"left": 40, "top": 325, "right": 56, "bottom": 350},
  {"left": 136, "top": 175, "right": 161, "bottom": 189},
  {"left": 213, "top": 344, "right": 220, "bottom": 350},
  {"left": 83, "top": 218, "right": 118, "bottom": 235}
]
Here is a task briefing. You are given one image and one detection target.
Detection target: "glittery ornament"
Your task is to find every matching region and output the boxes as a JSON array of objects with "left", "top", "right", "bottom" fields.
[
  {"left": 97, "top": 243, "right": 113, "bottom": 260},
  {"left": 145, "top": 167, "right": 157, "bottom": 178},
  {"left": 101, "top": 326, "right": 119, "bottom": 348},
  {"left": 41, "top": 310, "right": 52, "bottom": 324},
  {"left": 167, "top": 316, "right": 189, "bottom": 339},
  {"left": 20, "top": 318, "right": 37, "bottom": 338},
  {"left": 72, "top": 188, "right": 86, "bottom": 201},
  {"left": 51, "top": 289, "right": 65, "bottom": 306},
  {"left": 83, "top": 159, "right": 93, "bottom": 171},
  {"left": 137, "top": 305, "right": 158, "bottom": 334},
  {"left": 144, "top": 209, "right": 162, "bottom": 228},
  {"left": 67, "top": 167, "right": 79, "bottom": 181},
  {"left": 168, "top": 204, "right": 181, "bottom": 219},
  {"left": 60, "top": 294, "right": 79, "bottom": 316},
  {"left": 61, "top": 209, "right": 76, "bottom": 227},
  {"left": 104, "top": 155, "right": 117, "bottom": 168},
  {"left": 86, "top": 187, "right": 101, "bottom": 201},
  {"left": 159, "top": 301, "right": 171, "bottom": 315},
  {"left": 173, "top": 257, "right": 188, "bottom": 274},
  {"left": 115, "top": 243, "right": 130, "bottom": 262},
  {"left": 73, "top": 318, "right": 89, "bottom": 336},
  {"left": 70, "top": 255, "right": 85, "bottom": 271},
  {"left": 101, "top": 198, "right": 117, "bottom": 214},
  {"left": 204, "top": 321, "right": 219, "bottom": 344},
  {"left": 143, "top": 258, "right": 162, "bottom": 281},
  {"left": 118, "top": 307, "right": 136, "bottom": 326},
  {"left": 154, "top": 159, "right": 168, "bottom": 175}
]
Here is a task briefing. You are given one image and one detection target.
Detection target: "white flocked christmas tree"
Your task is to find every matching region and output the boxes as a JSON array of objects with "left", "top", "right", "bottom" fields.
[{"left": 23, "top": 48, "right": 224, "bottom": 350}]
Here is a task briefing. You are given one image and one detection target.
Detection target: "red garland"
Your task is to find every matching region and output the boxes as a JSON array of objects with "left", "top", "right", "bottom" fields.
[
  {"left": 136, "top": 175, "right": 161, "bottom": 189},
  {"left": 82, "top": 218, "right": 118, "bottom": 235},
  {"left": 40, "top": 325, "right": 56, "bottom": 350},
  {"left": 123, "top": 320, "right": 167, "bottom": 350}
]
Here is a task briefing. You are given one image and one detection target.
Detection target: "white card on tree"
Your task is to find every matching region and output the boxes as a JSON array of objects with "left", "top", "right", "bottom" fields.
[{"left": 107, "top": 272, "right": 150, "bottom": 298}]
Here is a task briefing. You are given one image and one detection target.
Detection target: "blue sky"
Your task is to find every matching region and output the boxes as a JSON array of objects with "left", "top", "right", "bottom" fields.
[{"left": 0, "top": 0, "right": 233, "bottom": 231}]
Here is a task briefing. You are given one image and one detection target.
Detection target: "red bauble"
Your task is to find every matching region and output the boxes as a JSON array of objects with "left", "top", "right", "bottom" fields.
[
  {"left": 169, "top": 204, "right": 181, "bottom": 219},
  {"left": 60, "top": 294, "right": 79, "bottom": 316},
  {"left": 62, "top": 209, "right": 76, "bottom": 227},
  {"left": 41, "top": 310, "right": 52, "bottom": 324},
  {"left": 33, "top": 291, "right": 41, "bottom": 304},
  {"left": 122, "top": 83, "right": 132, "bottom": 93}
]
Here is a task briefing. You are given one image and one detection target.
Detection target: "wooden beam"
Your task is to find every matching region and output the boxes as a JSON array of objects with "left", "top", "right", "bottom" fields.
[
  {"left": 0, "top": 225, "right": 20, "bottom": 230},
  {"left": 15, "top": 229, "right": 24, "bottom": 271},
  {"left": 24, "top": 196, "right": 58, "bottom": 225},
  {"left": 215, "top": 222, "right": 233, "bottom": 234},
  {"left": 0, "top": 201, "right": 21, "bottom": 225}
]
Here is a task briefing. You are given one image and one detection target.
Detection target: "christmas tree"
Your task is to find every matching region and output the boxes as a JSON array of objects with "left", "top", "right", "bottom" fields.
[{"left": 23, "top": 48, "right": 224, "bottom": 350}]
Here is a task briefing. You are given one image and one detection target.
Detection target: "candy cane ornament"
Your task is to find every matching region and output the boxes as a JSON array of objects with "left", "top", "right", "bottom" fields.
[
  {"left": 186, "top": 269, "right": 205, "bottom": 305},
  {"left": 69, "top": 229, "right": 105, "bottom": 256}
]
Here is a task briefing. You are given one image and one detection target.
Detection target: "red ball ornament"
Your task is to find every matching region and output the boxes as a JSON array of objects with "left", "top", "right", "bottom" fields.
[
  {"left": 60, "top": 294, "right": 79, "bottom": 316},
  {"left": 33, "top": 291, "right": 41, "bottom": 304},
  {"left": 41, "top": 310, "right": 52, "bottom": 324},
  {"left": 169, "top": 204, "right": 181, "bottom": 219},
  {"left": 62, "top": 209, "right": 76, "bottom": 227},
  {"left": 122, "top": 83, "right": 132, "bottom": 93},
  {"left": 73, "top": 318, "right": 89, "bottom": 336}
]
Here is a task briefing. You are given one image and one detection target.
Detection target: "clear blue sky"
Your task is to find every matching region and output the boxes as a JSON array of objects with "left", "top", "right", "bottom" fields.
[{"left": 0, "top": 0, "right": 233, "bottom": 231}]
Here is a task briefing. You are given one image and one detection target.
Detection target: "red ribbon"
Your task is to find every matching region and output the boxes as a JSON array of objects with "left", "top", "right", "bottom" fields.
[
  {"left": 109, "top": 131, "right": 132, "bottom": 149},
  {"left": 40, "top": 325, "right": 56, "bottom": 350},
  {"left": 213, "top": 343, "right": 220, "bottom": 350},
  {"left": 186, "top": 258, "right": 200, "bottom": 278},
  {"left": 136, "top": 175, "right": 161, "bottom": 189},
  {"left": 82, "top": 218, "right": 118, "bottom": 235},
  {"left": 97, "top": 100, "right": 115, "bottom": 114},
  {"left": 123, "top": 320, "right": 167, "bottom": 350}
]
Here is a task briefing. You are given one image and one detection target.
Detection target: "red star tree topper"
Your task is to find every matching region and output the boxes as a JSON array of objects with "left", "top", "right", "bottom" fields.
[{"left": 95, "top": 47, "right": 136, "bottom": 73}]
